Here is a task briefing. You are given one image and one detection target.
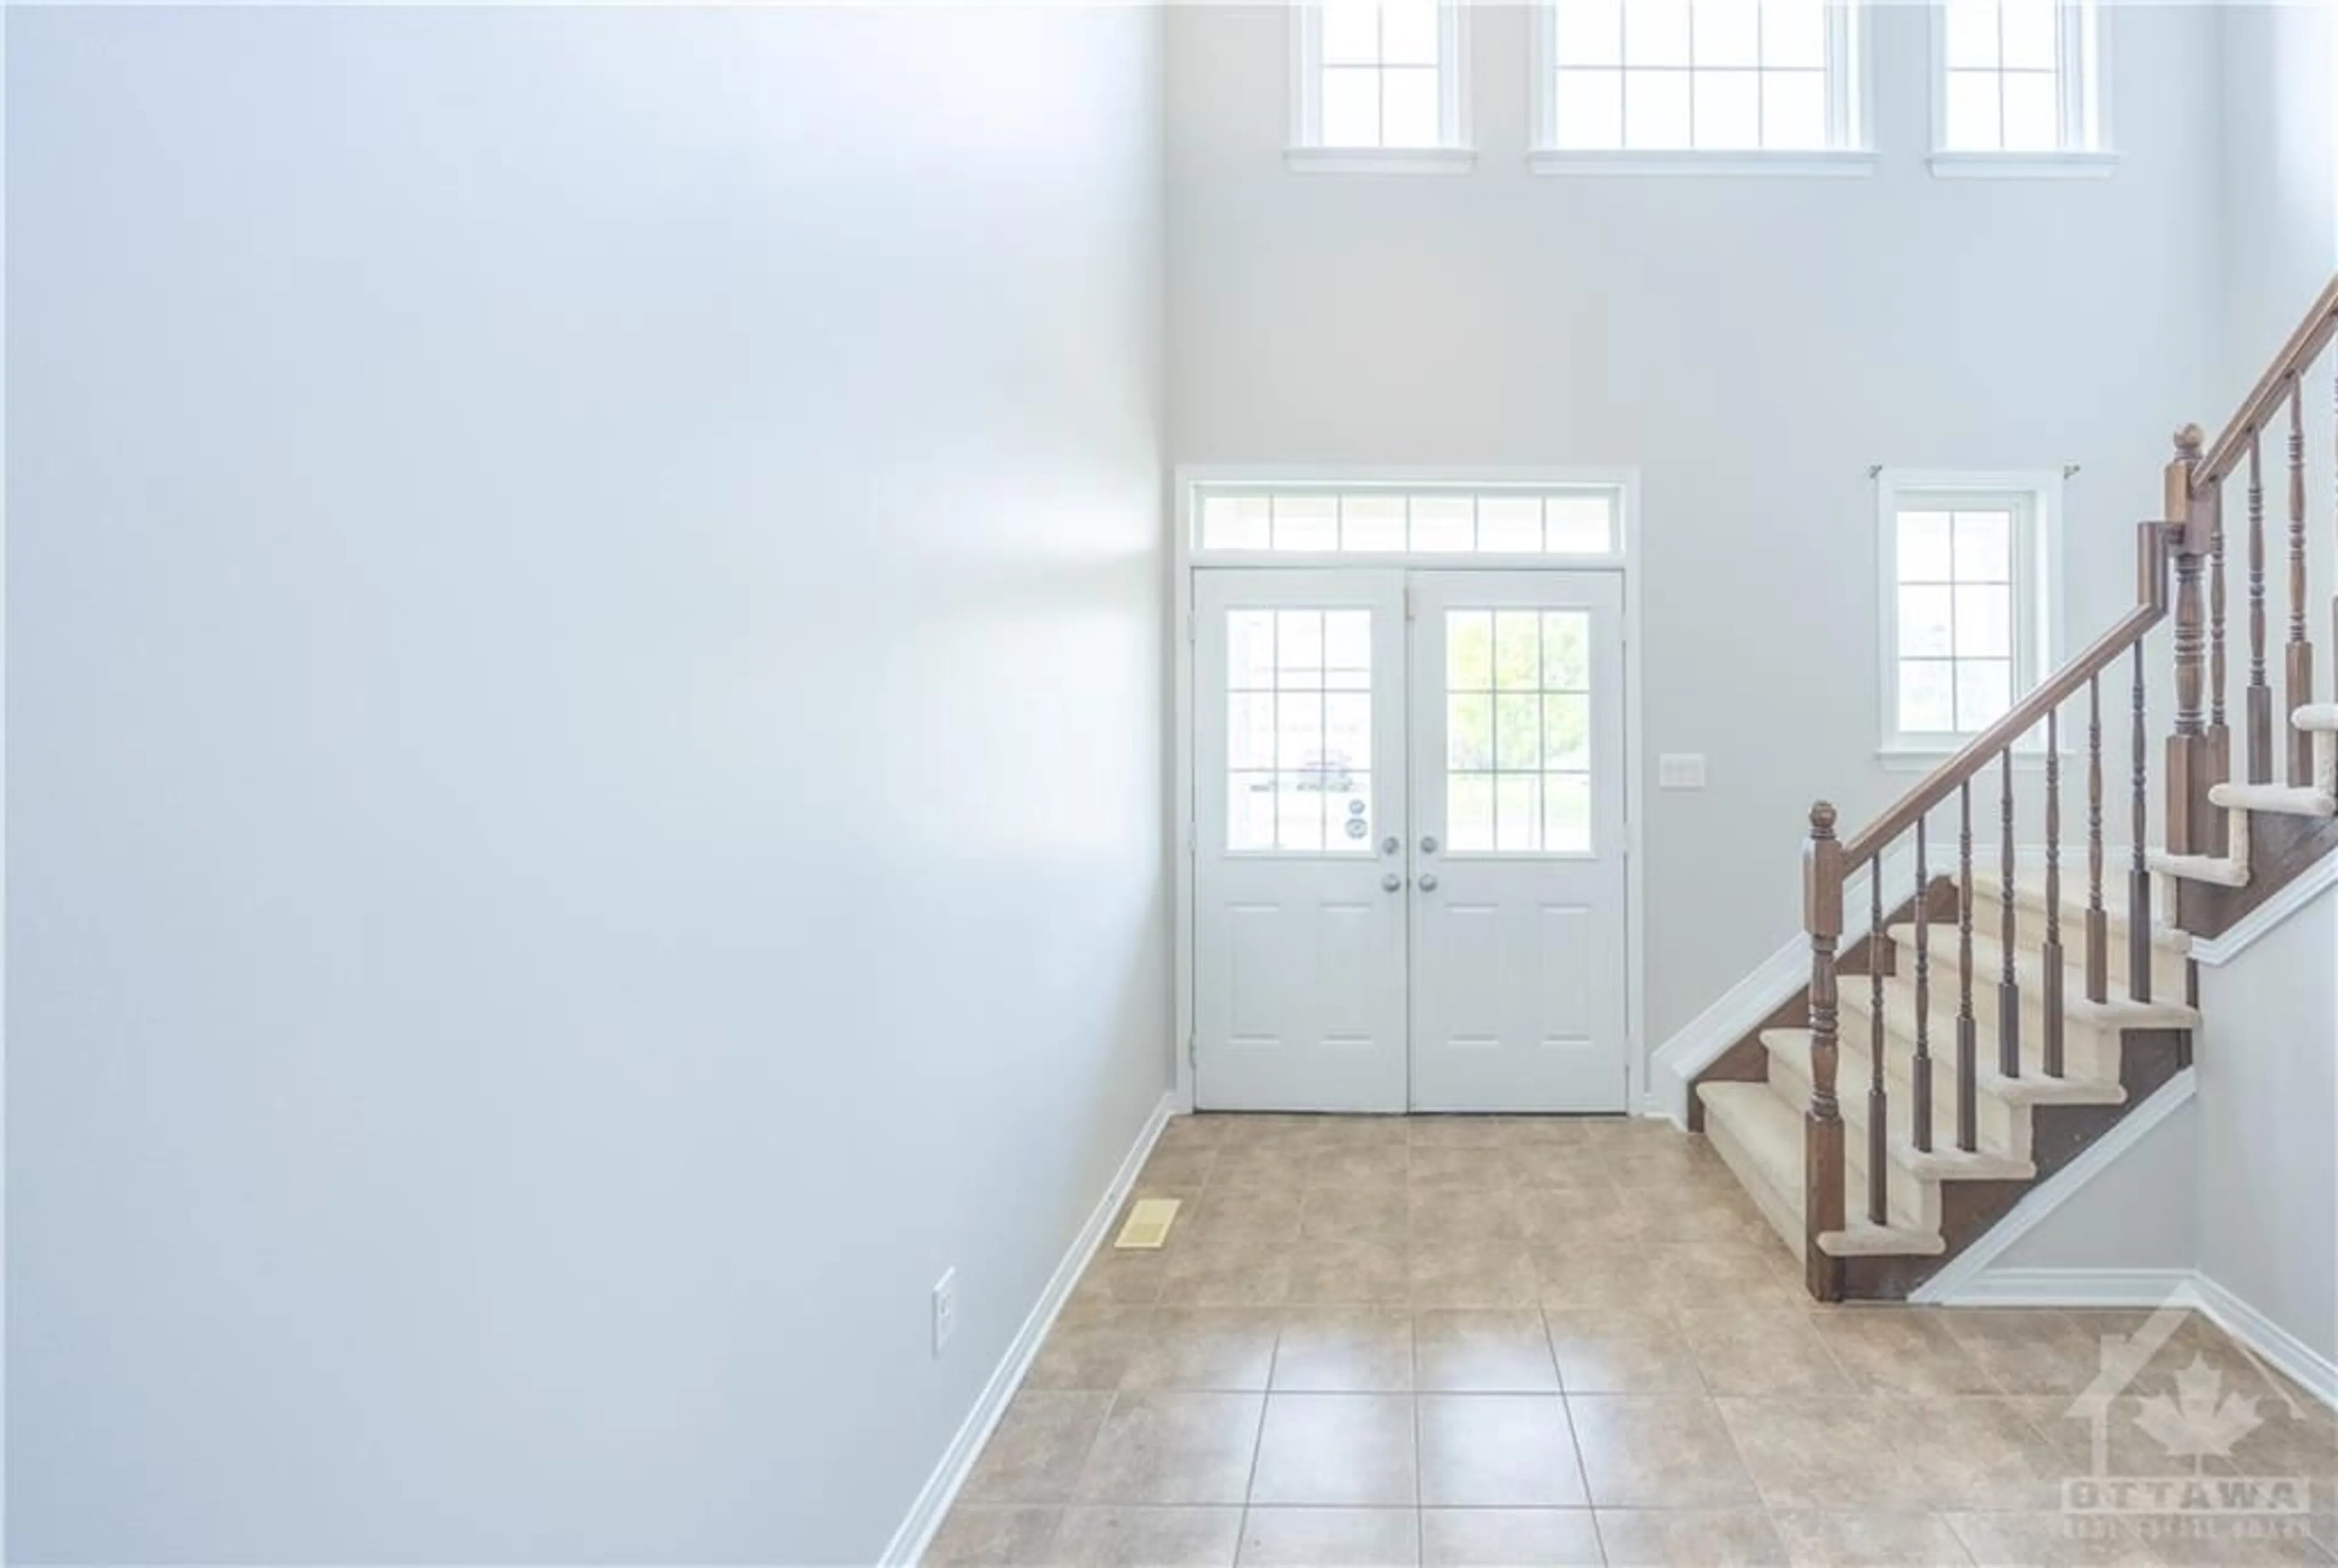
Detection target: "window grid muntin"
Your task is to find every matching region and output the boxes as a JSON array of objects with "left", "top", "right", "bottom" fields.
[
  {"left": 1195, "top": 486, "right": 1622, "bottom": 556},
  {"left": 1445, "top": 608, "right": 1595, "bottom": 856},
  {"left": 1892, "top": 495, "right": 2028, "bottom": 738},
  {"left": 1226, "top": 607, "right": 1377, "bottom": 855},
  {"left": 1938, "top": 0, "right": 2094, "bottom": 153},
  {"left": 1309, "top": 0, "right": 1454, "bottom": 150},
  {"left": 1546, "top": 0, "right": 1853, "bottom": 152}
]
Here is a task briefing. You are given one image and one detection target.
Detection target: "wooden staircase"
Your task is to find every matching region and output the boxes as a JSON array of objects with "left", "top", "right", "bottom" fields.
[{"left": 1694, "top": 275, "right": 2338, "bottom": 1301}]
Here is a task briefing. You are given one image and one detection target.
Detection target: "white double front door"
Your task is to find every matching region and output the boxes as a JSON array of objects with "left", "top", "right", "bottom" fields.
[{"left": 1192, "top": 568, "right": 1629, "bottom": 1114}]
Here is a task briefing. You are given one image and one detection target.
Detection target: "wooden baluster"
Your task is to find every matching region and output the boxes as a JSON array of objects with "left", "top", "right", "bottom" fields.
[
  {"left": 2166, "top": 425, "right": 2207, "bottom": 855},
  {"left": 2043, "top": 705, "right": 2066, "bottom": 1077},
  {"left": 1956, "top": 780, "right": 1978, "bottom": 1152},
  {"left": 1998, "top": 749, "right": 2020, "bottom": 1079},
  {"left": 1803, "top": 803, "right": 1845, "bottom": 1301},
  {"left": 1867, "top": 860, "right": 1887, "bottom": 1228},
  {"left": 1912, "top": 819, "right": 1934, "bottom": 1154},
  {"left": 2211, "top": 467, "right": 2228, "bottom": 738},
  {"left": 2087, "top": 673, "right": 2108, "bottom": 1004},
  {"left": 2131, "top": 640, "right": 2155, "bottom": 1004},
  {"left": 2290, "top": 385, "right": 2317, "bottom": 785},
  {"left": 2206, "top": 451, "right": 2230, "bottom": 853},
  {"left": 2248, "top": 432, "right": 2273, "bottom": 782}
]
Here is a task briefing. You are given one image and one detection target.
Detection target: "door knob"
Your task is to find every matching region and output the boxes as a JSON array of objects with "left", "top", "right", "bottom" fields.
[
  {"left": 1381, "top": 873, "right": 1403, "bottom": 893},
  {"left": 1420, "top": 835, "right": 1439, "bottom": 854},
  {"left": 1418, "top": 872, "right": 1439, "bottom": 891},
  {"left": 1380, "top": 836, "right": 1401, "bottom": 856}
]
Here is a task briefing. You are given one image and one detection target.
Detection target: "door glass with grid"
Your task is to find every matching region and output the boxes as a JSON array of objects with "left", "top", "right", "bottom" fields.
[
  {"left": 1226, "top": 608, "right": 1378, "bottom": 855},
  {"left": 1443, "top": 607, "right": 1596, "bottom": 855}
]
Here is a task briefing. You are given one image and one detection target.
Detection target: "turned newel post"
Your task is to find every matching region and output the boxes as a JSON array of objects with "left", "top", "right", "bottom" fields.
[
  {"left": 2165, "top": 424, "right": 2210, "bottom": 856},
  {"left": 1802, "top": 801, "right": 1847, "bottom": 1301}
]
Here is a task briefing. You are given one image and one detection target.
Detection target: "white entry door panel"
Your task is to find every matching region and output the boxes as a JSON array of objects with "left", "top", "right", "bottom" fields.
[
  {"left": 1192, "top": 567, "right": 1628, "bottom": 1114},
  {"left": 1193, "top": 571, "right": 1410, "bottom": 1112},
  {"left": 1407, "top": 572, "right": 1628, "bottom": 1113}
]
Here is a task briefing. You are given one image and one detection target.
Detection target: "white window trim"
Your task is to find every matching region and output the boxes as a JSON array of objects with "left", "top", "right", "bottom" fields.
[
  {"left": 1528, "top": 0, "right": 1875, "bottom": 175},
  {"left": 1288, "top": 0, "right": 1475, "bottom": 172},
  {"left": 1928, "top": 0, "right": 2116, "bottom": 177},
  {"left": 1875, "top": 468, "right": 2067, "bottom": 762}
]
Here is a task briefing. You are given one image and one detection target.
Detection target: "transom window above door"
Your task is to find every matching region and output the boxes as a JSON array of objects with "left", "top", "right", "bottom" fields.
[
  {"left": 1192, "top": 481, "right": 1624, "bottom": 557},
  {"left": 1533, "top": 0, "right": 1870, "bottom": 170}
]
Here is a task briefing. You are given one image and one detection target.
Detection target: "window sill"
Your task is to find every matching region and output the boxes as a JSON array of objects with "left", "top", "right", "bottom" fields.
[
  {"left": 1284, "top": 146, "right": 1476, "bottom": 175},
  {"left": 1528, "top": 148, "right": 1878, "bottom": 177},
  {"left": 1880, "top": 747, "right": 2082, "bottom": 775},
  {"left": 1927, "top": 150, "right": 2119, "bottom": 180}
]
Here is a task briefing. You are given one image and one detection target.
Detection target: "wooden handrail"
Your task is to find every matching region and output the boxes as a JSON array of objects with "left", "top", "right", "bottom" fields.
[
  {"left": 1841, "top": 531, "right": 2168, "bottom": 869},
  {"left": 2196, "top": 273, "right": 2338, "bottom": 489}
]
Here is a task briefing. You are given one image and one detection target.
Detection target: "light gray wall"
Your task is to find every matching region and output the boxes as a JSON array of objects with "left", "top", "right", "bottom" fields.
[
  {"left": 2194, "top": 886, "right": 2338, "bottom": 1363},
  {"left": 1166, "top": 2, "right": 2226, "bottom": 1052},
  {"left": 5, "top": 7, "right": 1168, "bottom": 1563},
  {"left": 1992, "top": 1096, "right": 2201, "bottom": 1274},
  {"left": 2217, "top": 3, "right": 2338, "bottom": 399}
]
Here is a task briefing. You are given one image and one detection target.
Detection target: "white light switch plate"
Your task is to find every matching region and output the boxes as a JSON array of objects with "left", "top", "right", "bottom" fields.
[
  {"left": 1659, "top": 754, "right": 1707, "bottom": 790},
  {"left": 932, "top": 1269, "right": 957, "bottom": 1356}
]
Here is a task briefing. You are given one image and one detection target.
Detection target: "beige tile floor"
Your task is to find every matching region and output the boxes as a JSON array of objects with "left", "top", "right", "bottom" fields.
[{"left": 930, "top": 1114, "right": 2337, "bottom": 1567}]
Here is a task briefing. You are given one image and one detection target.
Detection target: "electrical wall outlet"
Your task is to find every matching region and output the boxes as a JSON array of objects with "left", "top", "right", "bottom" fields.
[{"left": 932, "top": 1269, "right": 958, "bottom": 1357}]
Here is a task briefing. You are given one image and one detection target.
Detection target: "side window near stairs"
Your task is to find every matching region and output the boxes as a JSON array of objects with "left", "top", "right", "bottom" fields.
[{"left": 1876, "top": 469, "right": 2063, "bottom": 763}]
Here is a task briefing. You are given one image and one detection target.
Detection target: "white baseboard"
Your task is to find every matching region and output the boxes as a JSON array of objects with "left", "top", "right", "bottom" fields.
[
  {"left": 1911, "top": 1069, "right": 2198, "bottom": 1304},
  {"left": 2184, "top": 1272, "right": 2338, "bottom": 1410},
  {"left": 879, "top": 1091, "right": 1175, "bottom": 1567},
  {"left": 1643, "top": 935, "right": 1809, "bottom": 1123},
  {"left": 1918, "top": 1264, "right": 2336, "bottom": 1412},
  {"left": 1929, "top": 1266, "right": 2197, "bottom": 1307}
]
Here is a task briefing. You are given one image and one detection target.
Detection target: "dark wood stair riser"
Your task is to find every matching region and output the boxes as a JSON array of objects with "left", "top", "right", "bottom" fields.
[{"left": 2176, "top": 811, "right": 2338, "bottom": 936}]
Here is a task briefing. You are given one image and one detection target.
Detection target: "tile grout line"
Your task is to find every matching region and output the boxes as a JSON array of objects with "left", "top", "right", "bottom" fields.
[{"left": 978, "top": 1116, "right": 2288, "bottom": 1565}]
